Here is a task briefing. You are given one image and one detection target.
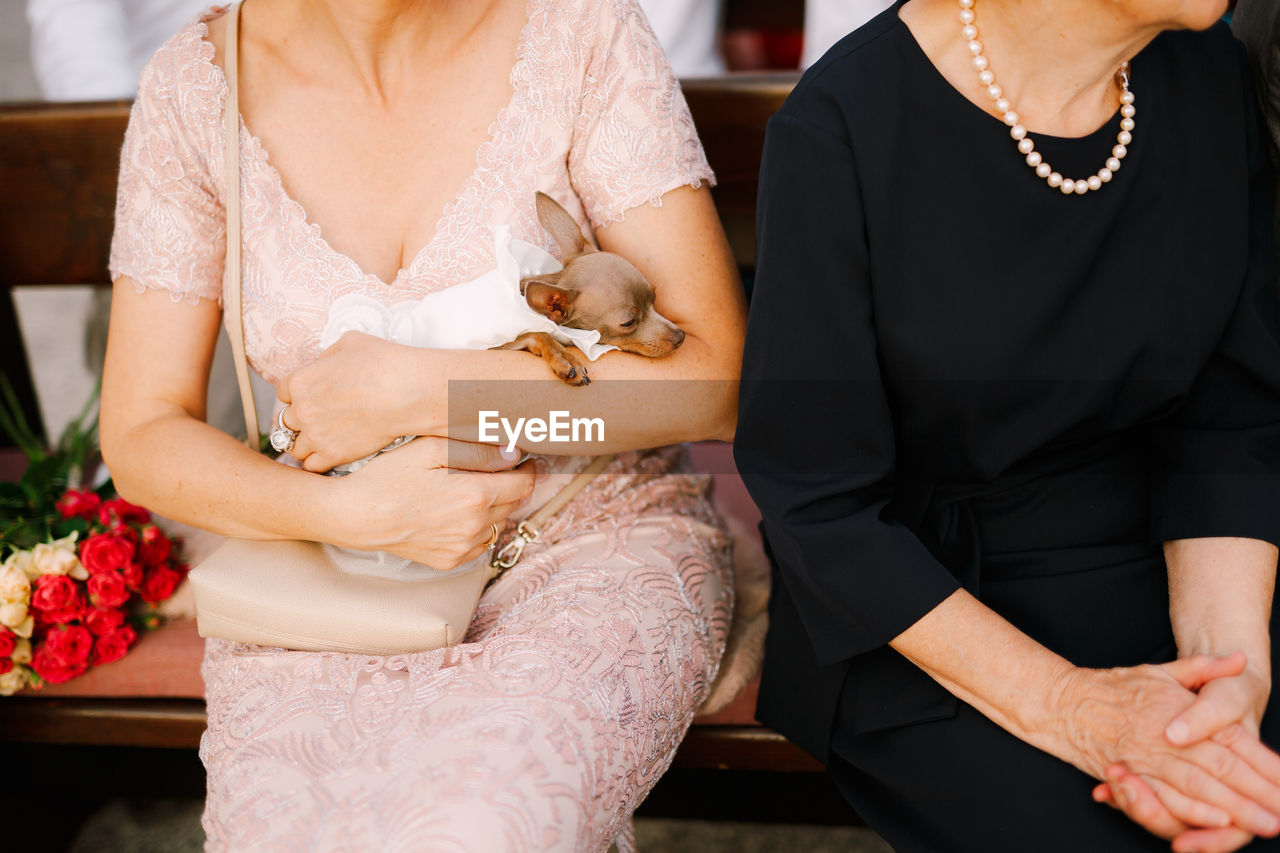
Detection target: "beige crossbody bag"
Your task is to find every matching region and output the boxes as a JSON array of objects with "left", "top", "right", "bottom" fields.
[{"left": 189, "top": 1, "right": 613, "bottom": 654}]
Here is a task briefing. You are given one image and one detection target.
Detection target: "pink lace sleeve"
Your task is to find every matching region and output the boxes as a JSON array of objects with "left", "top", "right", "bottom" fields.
[
  {"left": 568, "top": 0, "right": 716, "bottom": 229},
  {"left": 109, "top": 27, "right": 226, "bottom": 305}
]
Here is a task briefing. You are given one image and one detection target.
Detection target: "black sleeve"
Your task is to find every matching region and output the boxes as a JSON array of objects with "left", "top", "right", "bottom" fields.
[
  {"left": 734, "top": 111, "right": 960, "bottom": 668},
  {"left": 1150, "top": 53, "right": 1280, "bottom": 548}
]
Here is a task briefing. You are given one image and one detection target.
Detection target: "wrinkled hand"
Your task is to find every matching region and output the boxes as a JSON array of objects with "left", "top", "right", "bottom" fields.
[
  {"left": 278, "top": 331, "right": 423, "bottom": 472},
  {"left": 332, "top": 437, "right": 533, "bottom": 570},
  {"left": 1054, "top": 655, "right": 1280, "bottom": 842},
  {"left": 1093, "top": 653, "right": 1276, "bottom": 851}
]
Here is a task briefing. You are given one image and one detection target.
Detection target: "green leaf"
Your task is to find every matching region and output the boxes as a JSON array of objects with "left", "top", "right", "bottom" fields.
[{"left": 0, "top": 373, "right": 42, "bottom": 460}]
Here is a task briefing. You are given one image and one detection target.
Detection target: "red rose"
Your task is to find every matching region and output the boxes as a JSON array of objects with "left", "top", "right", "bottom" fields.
[
  {"left": 122, "top": 561, "right": 144, "bottom": 592},
  {"left": 138, "top": 525, "right": 173, "bottom": 567},
  {"left": 43, "top": 623, "right": 93, "bottom": 665},
  {"left": 87, "top": 572, "right": 130, "bottom": 609},
  {"left": 84, "top": 607, "right": 126, "bottom": 637},
  {"left": 79, "top": 532, "right": 135, "bottom": 575},
  {"left": 30, "top": 574, "right": 85, "bottom": 625},
  {"left": 140, "top": 565, "right": 182, "bottom": 604},
  {"left": 0, "top": 658, "right": 11, "bottom": 675},
  {"left": 110, "top": 522, "right": 139, "bottom": 545},
  {"left": 56, "top": 488, "right": 102, "bottom": 521},
  {"left": 91, "top": 625, "right": 137, "bottom": 666},
  {"left": 98, "top": 498, "right": 150, "bottom": 527},
  {"left": 31, "top": 643, "right": 89, "bottom": 684},
  {"left": 0, "top": 627, "right": 13, "bottom": 658}
]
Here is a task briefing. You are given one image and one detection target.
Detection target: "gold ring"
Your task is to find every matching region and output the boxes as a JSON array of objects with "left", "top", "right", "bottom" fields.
[{"left": 486, "top": 523, "right": 500, "bottom": 549}]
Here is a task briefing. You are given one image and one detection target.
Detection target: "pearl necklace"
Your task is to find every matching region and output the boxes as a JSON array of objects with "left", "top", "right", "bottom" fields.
[{"left": 957, "top": 0, "right": 1134, "bottom": 195}]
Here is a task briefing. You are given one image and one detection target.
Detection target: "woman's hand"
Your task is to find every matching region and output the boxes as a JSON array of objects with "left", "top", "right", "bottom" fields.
[
  {"left": 278, "top": 331, "right": 420, "bottom": 472},
  {"left": 1164, "top": 653, "right": 1271, "bottom": 746},
  {"left": 1092, "top": 652, "right": 1276, "bottom": 850},
  {"left": 330, "top": 437, "right": 534, "bottom": 569},
  {"left": 1052, "top": 655, "right": 1280, "bottom": 840}
]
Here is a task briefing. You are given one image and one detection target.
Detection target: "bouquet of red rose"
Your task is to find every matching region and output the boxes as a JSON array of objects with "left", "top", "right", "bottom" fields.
[{"left": 0, "top": 380, "right": 186, "bottom": 695}]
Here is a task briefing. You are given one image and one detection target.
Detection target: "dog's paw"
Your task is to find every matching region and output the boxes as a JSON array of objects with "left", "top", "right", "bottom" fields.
[
  {"left": 557, "top": 362, "right": 590, "bottom": 386},
  {"left": 549, "top": 351, "right": 591, "bottom": 386}
]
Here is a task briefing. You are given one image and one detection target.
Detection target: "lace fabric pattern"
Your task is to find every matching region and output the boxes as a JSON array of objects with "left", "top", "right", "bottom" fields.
[
  {"left": 200, "top": 447, "right": 732, "bottom": 852},
  {"left": 109, "top": 1, "right": 730, "bottom": 849}
]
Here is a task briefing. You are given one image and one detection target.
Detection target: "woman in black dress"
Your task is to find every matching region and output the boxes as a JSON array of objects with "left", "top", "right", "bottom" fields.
[{"left": 736, "top": 0, "right": 1280, "bottom": 850}]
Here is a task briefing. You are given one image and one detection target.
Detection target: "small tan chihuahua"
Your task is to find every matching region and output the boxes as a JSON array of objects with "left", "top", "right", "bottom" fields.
[{"left": 493, "top": 192, "right": 685, "bottom": 385}]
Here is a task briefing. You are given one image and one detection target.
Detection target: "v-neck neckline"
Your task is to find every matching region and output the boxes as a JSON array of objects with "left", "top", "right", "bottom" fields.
[{"left": 198, "top": 1, "right": 536, "bottom": 289}]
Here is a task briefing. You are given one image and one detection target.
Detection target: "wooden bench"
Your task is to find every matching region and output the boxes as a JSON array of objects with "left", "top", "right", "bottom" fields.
[{"left": 0, "top": 76, "right": 862, "bottom": 836}]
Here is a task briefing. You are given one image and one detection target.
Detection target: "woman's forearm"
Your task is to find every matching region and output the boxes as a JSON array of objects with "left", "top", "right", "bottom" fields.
[
  {"left": 396, "top": 336, "right": 740, "bottom": 452},
  {"left": 1166, "top": 537, "right": 1276, "bottom": 681},
  {"left": 102, "top": 409, "right": 341, "bottom": 543},
  {"left": 889, "top": 589, "right": 1077, "bottom": 755}
]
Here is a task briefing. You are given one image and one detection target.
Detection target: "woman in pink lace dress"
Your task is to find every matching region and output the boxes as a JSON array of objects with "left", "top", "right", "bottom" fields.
[{"left": 99, "top": 1, "right": 746, "bottom": 849}]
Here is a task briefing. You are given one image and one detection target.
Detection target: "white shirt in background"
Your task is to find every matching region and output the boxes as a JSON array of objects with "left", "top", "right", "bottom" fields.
[
  {"left": 802, "top": 0, "right": 894, "bottom": 68},
  {"left": 27, "top": 0, "right": 205, "bottom": 100},
  {"left": 638, "top": 0, "right": 725, "bottom": 77}
]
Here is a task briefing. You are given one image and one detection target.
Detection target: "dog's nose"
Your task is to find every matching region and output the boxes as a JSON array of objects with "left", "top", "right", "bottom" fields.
[{"left": 671, "top": 328, "right": 686, "bottom": 349}]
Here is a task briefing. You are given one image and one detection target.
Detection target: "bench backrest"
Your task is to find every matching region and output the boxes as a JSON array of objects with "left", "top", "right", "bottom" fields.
[{"left": 0, "top": 74, "right": 795, "bottom": 448}]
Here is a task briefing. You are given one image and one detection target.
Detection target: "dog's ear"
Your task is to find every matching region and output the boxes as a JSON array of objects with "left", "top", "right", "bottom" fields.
[
  {"left": 523, "top": 278, "right": 575, "bottom": 323},
  {"left": 535, "top": 192, "right": 594, "bottom": 259}
]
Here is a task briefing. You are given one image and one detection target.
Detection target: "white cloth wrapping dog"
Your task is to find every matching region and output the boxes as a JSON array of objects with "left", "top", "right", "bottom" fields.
[
  {"left": 319, "top": 225, "right": 618, "bottom": 358},
  {"left": 312, "top": 226, "right": 616, "bottom": 581}
]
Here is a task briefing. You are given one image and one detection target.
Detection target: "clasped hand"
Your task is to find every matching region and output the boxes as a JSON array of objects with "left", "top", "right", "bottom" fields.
[
  {"left": 274, "top": 338, "right": 534, "bottom": 568},
  {"left": 327, "top": 435, "right": 534, "bottom": 570},
  {"left": 277, "top": 331, "right": 420, "bottom": 473},
  {"left": 1058, "top": 653, "right": 1278, "bottom": 852}
]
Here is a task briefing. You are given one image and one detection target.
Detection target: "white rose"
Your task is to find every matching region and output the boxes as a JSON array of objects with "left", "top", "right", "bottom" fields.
[
  {"left": 11, "top": 637, "right": 31, "bottom": 665},
  {"left": 3, "top": 549, "right": 36, "bottom": 581},
  {"left": 0, "top": 602, "right": 32, "bottom": 637},
  {"left": 319, "top": 294, "right": 393, "bottom": 350},
  {"left": 0, "top": 563, "right": 30, "bottom": 603},
  {"left": 0, "top": 667, "right": 28, "bottom": 696},
  {"left": 32, "top": 540, "right": 85, "bottom": 579}
]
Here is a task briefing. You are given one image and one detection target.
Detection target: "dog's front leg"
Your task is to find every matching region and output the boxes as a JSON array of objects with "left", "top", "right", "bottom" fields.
[{"left": 492, "top": 332, "right": 591, "bottom": 385}]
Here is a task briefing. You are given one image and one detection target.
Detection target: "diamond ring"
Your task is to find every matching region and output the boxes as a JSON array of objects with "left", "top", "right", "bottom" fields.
[
  {"left": 269, "top": 406, "right": 298, "bottom": 454},
  {"left": 486, "top": 523, "right": 500, "bottom": 549}
]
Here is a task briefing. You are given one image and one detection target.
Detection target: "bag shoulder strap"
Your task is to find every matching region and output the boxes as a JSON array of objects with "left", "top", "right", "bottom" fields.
[{"left": 223, "top": 0, "right": 260, "bottom": 450}]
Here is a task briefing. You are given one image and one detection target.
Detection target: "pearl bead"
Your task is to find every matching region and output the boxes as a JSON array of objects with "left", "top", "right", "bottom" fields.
[
  {"left": 1120, "top": 90, "right": 1135, "bottom": 105},
  {"left": 1061, "top": 178, "right": 1076, "bottom": 194},
  {"left": 1098, "top": 168, "right": 1113, "bottom": 182},
  {"left": 972, "top": 55, "right": 988, "bottom": 71},
  {"left": 978, "top": 69, "right": 994, "bottom": 86},
  {"left": 1026, "top": 151, "right": 1042, "bottom": 167},
  {"left": 1117, "top": 131, "right": 1132, "bottom": 146},
  {"left": 987, "top": 84, "right": 1002, "bottom": 99},
  {"left": 968, "top": 40, "right": 983, "bottom": 55},
  {"left": 1003, "top": 111, "right": 1019, "bottom": 127},
  {"left": 1011, "top": 125, "right": 1027, "bottom": 140},
  {"left": 1121, "top": 104, "right": 1136, "bottom": 118},
  {"left": 995, "top": 98, "right": 1010, "bottom": 113},
  {"left": 1121, "top": 117, "right": 1134, "bottom": 132},
  {"left": 962, "top": 25, "right": 978, "bottom": 40},
  {"left": 1047, "top": 172, "right": 1063, "bottom": 187},
  {"left": 1018, "top": 137, "right": 1034, "bottom": 154},
  {"left": 1087, "top": 175, "right": 1102, "bottom": 191},
  {"left": 1105, "top": 157, "right": 1121, "bottom": 172},
  {"left": 1074, "top": 181, "right": 1088, "bottom": 195},
  {"left": 1036, "top": 162, "right": 1052, "bottom": 178},
  {"left": 1112, "top": 144, "right": 1127, "bottom": 159},
  {"left": 959, "top": 8, "right": 975, "bottom": 24},
  {"left": 959, "top": 0, "right": 973, "bottom": 8}
]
